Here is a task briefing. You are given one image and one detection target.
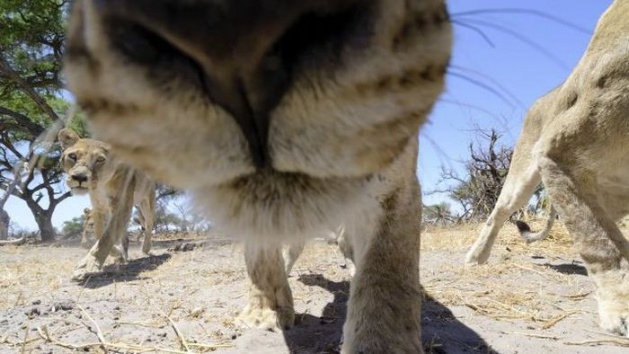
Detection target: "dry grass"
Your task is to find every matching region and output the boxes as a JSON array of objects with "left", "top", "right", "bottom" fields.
[
  {"left": 422, "top": 217, "right": 575, "bottom": 258},
  {"left": 421, "top": 218, "right": 592, "bottom": 330}
]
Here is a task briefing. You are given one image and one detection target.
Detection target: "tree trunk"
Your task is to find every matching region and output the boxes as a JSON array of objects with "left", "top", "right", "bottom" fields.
[
  {"left": 0, "top": 209, "right": 9, "bottom": 240},
  {"left": 34, "top": 212, "right": 56, "bottom": 242}
]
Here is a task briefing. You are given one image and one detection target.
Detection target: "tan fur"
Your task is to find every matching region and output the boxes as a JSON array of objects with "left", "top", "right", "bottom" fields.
[
  {"left": 63, "top": 0, "right": 452, "bottom": 351},
  {"left": 58, "top": 128, "right": 156, "bottom": 277},
  {"left": 466, "top": 0, "right": 629, "bottom": 336}
]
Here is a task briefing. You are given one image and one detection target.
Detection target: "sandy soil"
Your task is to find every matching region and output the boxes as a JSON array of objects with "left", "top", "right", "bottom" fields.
[{"left": 1, "top": 221, "right": 628, "bottom": 353}]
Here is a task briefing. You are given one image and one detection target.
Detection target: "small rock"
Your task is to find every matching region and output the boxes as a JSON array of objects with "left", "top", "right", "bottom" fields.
[
  {"left": 25, "top": 307, "right": 40, "bottom": 318},
  {"left": 189, "top": 307, "right": 204, "bottom": 318},
  {"left": 51, "top": 301, "right": 74, "bottom": 312}
]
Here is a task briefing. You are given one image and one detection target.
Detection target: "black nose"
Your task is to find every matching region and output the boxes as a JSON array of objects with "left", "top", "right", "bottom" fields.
[
  {"left": 72, "top": 174, "right": 88, "bottom": 183},
  {"left": 92, "top": 0, "right": 361, "bottom": 169}
]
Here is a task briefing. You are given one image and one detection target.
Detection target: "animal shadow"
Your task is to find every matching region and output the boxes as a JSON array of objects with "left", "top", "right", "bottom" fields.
[
  {"left": 78, "top": 253, "right": 171, "bottom": 289},
  {"left": 282, "top": 273, "right": 495, "bottom": 353},
  {"left": 281, "top": 273, "right": 348, "bottom": 353},
  {"left": 543, "top": 262, "right": 588, "bottom": 276}
]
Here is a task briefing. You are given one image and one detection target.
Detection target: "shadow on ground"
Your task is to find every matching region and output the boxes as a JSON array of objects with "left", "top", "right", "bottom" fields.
[
  {"left": 544, "top": 262, "right": 588, "bottom": 276},
  {"left": 278, "top": 274, "right": 495, "bottom": 353},
  {"left": 79, "top": 253, "right": 172, "bottom": 289}
]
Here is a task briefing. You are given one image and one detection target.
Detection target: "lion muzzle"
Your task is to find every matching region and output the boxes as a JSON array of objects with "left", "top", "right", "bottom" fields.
[{"left": 89, "top": 0, "right": 362, "bottom": 169}]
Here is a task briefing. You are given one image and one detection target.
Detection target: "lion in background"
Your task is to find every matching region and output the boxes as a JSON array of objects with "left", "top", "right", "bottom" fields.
[
  {"left": 82, "top": 206, "right": 154, "bottom": 250},
  {"left": 466, "top": 0, "right": 629, "bottom": 337},
  {"left": 59, "top": 128, "right": 156, "bottom": 268}
]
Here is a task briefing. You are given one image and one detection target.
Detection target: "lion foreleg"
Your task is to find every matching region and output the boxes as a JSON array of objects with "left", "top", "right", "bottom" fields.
[
  {"left": 342, "top": 178, "right": 423, "bottom": 353},
  {"left": 238, "top": 242, "right": 295, "bottom": 331},
  {"left": 73, "top": 171, "right": 136, "bottom": 281}
]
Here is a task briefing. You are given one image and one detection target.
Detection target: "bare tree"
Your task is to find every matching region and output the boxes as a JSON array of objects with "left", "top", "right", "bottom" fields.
[
  {"left": 422, "top": 202, "right": 454, "bottom": 226},
  {"left": 432, "top": 128, "right": 517, "bottom": 221}
]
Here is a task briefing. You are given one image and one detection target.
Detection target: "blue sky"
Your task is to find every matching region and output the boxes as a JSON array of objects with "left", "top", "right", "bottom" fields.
[{"left": 5, "top": 0, "right": 614, "bottom": 231}]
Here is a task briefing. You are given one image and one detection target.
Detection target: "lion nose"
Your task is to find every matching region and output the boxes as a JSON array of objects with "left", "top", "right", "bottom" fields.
[
  {"left": 72, "top": 174, "right": 88, "bottom": 183},
  {"left": 91, "top": 0, "right": 359, "bottom": 169}
]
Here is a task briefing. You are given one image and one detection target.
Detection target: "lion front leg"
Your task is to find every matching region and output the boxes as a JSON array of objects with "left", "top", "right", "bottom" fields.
[
  {"left": 73, "top": 171, "right": 136, "bottom": 281},
  {"left": 539, "top": 156, "right": 629, "bottom": 337},
  {"left": 72, "top": 241, "right": 106, "bottom": 281},
  {"left": 238, "top": 242, "right": 295, "bottom": 331},
  {"left": 342, "top": 178, "right": 423, "bottom": 353}
]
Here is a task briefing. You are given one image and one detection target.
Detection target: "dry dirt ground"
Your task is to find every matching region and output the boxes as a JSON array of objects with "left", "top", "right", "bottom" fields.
[{"left": 1, "top": 220, "right": 629, "bottom": 353}]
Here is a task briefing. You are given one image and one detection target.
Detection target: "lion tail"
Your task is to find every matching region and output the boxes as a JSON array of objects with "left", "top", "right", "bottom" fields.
[{"left": 515, "top": 205, "right": 557, "bottom": 244}]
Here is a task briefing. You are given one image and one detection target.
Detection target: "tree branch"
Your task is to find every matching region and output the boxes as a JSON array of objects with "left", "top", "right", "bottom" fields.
[
  {"left": 0, "top": 55, "right": 60, "bottom": 122},
  {"left": 0, "top": 106, "right": 45, "bottom": 135}
]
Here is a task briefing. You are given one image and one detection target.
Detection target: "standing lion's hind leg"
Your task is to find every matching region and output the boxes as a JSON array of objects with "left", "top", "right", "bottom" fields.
[
  {"left": 334, "top": 225, "right": 356, "bottom": 277},
  {"left": 138, "top": 186, "right": 155, "bottom": 255},
  {"left": 539, "top": 156, "right": 629, "bottom": 337},
  {"left": 283, "top": 239, "right": 306, "bottom": 275}
]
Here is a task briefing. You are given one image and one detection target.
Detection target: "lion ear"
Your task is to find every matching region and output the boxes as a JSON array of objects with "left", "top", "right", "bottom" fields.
[
  {"left": 83, "top": 208, "right": 91, "bottom": 215},
  {"left": 58, "top": 128, "right": 80, "bottom": 149}
]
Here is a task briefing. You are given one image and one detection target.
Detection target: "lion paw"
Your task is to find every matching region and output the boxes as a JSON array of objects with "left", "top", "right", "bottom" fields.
[
  {"left": 71, "top": 255, "right": 103, "bottom": 282},
  {"left": 141, "top": 240, "right": 152, "bottom": 255},
  {"left": 594, "top": 267, "right": 629, "bottom": 337},
  {"left": 598, "top": 301, "right": 629, "bottom": 337},
  {"left": 237, "top": 305, "right": 295, "bottom": 331}
]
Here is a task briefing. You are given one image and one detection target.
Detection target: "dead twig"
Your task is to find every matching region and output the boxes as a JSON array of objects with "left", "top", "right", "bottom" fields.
[
  {"left": 20, "top": 326, "right": 28, "bottom": 354},
  {"left": 167, "top": 316, "right": 191, "bottom": 352},
  {"left": 78, "top": 305, "right": 107, "bottom": 345},
  {"left": 507, "top": 331, "right": 561, "bottom": 340},
  {"left": 541, "top": 310, "right": 581, "bottom": 330},
  {"left": 563, "top": 290, "right": 594, "bottom": 301},
  {"left": 564, "top": 338, "right": 629, "bottom": 347}
]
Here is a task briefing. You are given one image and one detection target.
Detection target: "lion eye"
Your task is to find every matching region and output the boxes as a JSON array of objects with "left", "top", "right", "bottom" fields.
[
  {"left": 67, "top": 153, "right": 77, "bottom": 161},
  {"left": 96, "top": 156, "right": 106, "bottom": 164}
]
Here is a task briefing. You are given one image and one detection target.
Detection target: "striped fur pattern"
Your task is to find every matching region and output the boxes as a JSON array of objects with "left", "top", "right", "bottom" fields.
[{"left": 63, "top": 1, "right": 452, "bottom": 351}]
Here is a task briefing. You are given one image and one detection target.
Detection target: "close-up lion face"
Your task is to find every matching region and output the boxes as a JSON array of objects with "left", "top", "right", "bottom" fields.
[
  {"left": 63, "top": 0, "right": 451, "bottom": 236},
  {"left": 58, "top": 128, "right": 116, "bottom": 196}
]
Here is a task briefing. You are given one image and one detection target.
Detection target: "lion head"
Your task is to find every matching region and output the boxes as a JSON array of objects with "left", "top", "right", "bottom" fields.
[{"left": 58, "top": 128, "right": 116, "bottom": 196}]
